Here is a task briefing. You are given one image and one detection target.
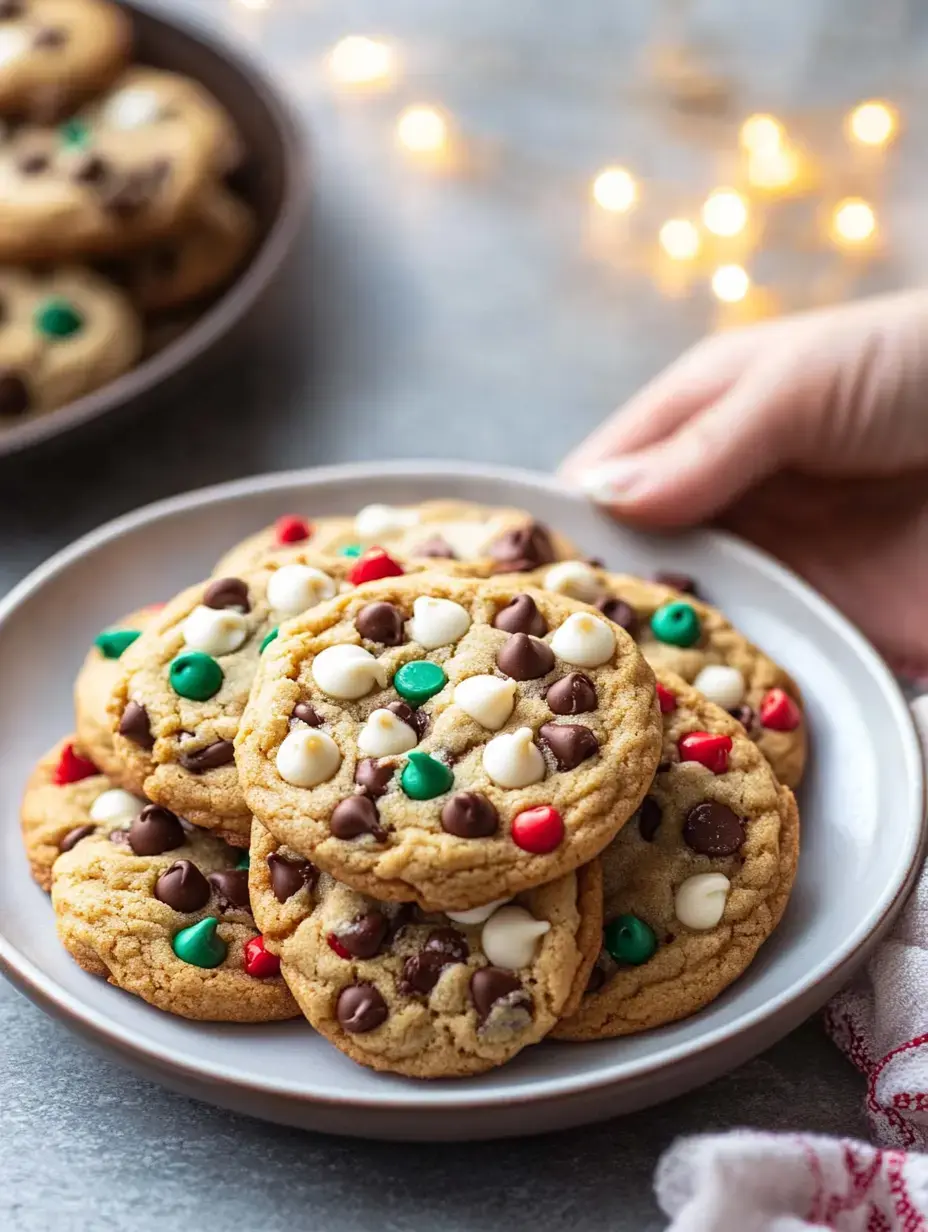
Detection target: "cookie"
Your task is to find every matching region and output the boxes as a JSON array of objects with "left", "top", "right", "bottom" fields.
[
  {"left": 20, "top": 735, "right": 146, "bottom": 891},
  {"left": 553, "top": 670, "right": 799, "bottom": 1040},
  {"left": 249, "top": 819, "right": 601, "bottom": 1077},
  {"left": 0, "top": 0, "right": 131, "bottom": 119},
  {"left": 0, "top": 266, "right": 142, "bottom": 417},
  {"left": 236, "top": 574, "right": 662, "bottom": 911},
  {"left": 0, "top": 67, "right": 240, "bottom": 260},
  {"left": 106, "top": 185, "right": 255, "bottom": 313},
  {"left": 74, "top": 606, "right": 156, "bottom": 779},
  {"left": 51, "top": 804, "right": 298, "bottom": 1023},
  {"left": 212, "top": 501, "right": 580, "bottom": 578},
  {"left": 524, "top": 565, "right": 807, "bottom": 788}
]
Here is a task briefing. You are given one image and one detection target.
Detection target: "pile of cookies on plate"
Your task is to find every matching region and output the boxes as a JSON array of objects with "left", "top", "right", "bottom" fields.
[
  {"left": 0, "top": 0, "right": 252, "bottom": 423},
  {"left": 21, "top": 500, "right": 803, "bottom": 1078}
]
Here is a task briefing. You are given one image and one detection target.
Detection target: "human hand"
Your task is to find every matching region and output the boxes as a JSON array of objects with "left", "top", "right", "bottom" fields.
[{"left": 560, "top": 291, "right": 928, "bottom": 676}]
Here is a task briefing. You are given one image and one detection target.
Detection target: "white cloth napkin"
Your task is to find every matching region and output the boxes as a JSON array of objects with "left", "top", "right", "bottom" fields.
[{"left": 654, "top": 698, "right": 928, "bottom": 1230}]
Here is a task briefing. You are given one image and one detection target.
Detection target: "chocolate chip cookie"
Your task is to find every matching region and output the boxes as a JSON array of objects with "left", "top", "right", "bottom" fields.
[
  {"left": 0, "top": 66, "right": 240, "bottom": 259},
  {"left": 0, "top": 266, "right": 142, "bottom": 417},
  {"left": 249, "top": 819, "right": 601, "bottom": 1077},
  {"left": 51, "top": 803, "right": 298, "bottom": 1022},
  {"left": 212, "top": 500, "right": 580, "bottom": 578},
  {"left": 236, "top": 575, "right": 662, "bottom": 911},
  {"left": 0, "top": 0, "right": 131, "bottom": 118},
  {"left": 525, "top": 565, "right": 807, "bottom": 788},
  {"left": 553, "top": 670, "right": 799, "bottom": 1040},
  {"left": 20, "top": 735, "right": 147, "bottom": 890},
  {"left": 74, "top": 605, "right": 155, "bottom": 779}
]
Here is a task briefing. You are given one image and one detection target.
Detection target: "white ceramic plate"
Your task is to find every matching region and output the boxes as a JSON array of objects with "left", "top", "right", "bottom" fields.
[{"left": 0, "top": 462, "right": 923, "bottom": 1141}]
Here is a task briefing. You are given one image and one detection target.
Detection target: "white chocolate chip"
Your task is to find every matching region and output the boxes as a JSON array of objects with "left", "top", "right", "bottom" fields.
[
  {"left": 692, "top": 665, "right": 746, "bottom": 710},
  {"left": 0, "top": 28, "right": 27, "bottom": 67},
  {"left": 482, "top": 726, "right": 545, "bottom": 789},
  {"left": 311, "top": 644, "right": 387, "bottom": 700},
  {"left": 406, "top": 596, "right": 471, "bottom": 649},
  {"left": 543, "top": 560, "right": 605, "bottom": 603},
  {"left": 454, "top": 675, "right": 516, "bottom": 731},
  {"left": 481, "top": 906, "right": 551, "bottom": 969},
  {"left": 549, "top": 612, "right": 616, "bottom": 667},
  {"left": 445, "top": 898, "right": 509, "bottom": 925},
  {"left": 674, "top": 873, "right": 731, "bottom": 930},
  {"left": 357, "top": 708, "right": 418, "bottom": 757},
  {"left": 182, "top": 605, "right": 248, "bottom": 656},
  {"left": 102, "top": 88, "right": 163, "bottom": 130},
  {"left": 266, "top": 564, "right": 336, "bottom": 617},
  {"left": 276, "top": 729, "right": 341, "bottom": 787},
  {"left": 355, "top": 503, "right": 420, "bottom": 544},
  {"left": 89, "top": 789, "right": 146, "bottom": 825}
]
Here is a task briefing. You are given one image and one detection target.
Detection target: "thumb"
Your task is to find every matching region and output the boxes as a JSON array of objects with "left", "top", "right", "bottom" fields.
[{"left": 578, "top": 370, "right": 794, "bottom": 527}]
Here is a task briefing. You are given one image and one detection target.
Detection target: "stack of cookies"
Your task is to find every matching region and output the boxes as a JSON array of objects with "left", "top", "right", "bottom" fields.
[
  {"left": 22, "top": 500, "right": 803, "bottom": 1077},
  {"left": 0, "top": 0, "right": 253, "bottom": 423}
]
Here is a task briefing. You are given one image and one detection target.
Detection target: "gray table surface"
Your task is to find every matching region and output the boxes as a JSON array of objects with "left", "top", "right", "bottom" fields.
[{"left": 3, "top": 0, "right": 921, "bottom": 1226}]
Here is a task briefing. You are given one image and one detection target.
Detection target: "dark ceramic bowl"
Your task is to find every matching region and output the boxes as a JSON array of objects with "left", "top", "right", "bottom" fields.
[{"left": 0, "top": 0, "right": 307, "bottom": 459}]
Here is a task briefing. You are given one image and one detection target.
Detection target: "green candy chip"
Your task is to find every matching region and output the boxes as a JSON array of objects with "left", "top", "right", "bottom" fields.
[
  {"left": 94, "top": 629, "right": 141, "bottom": 659},
  {"left": 34, "top": 297, "right": 84, "bottom": 340},
  {"left": 650, "top": 601, "right": 701, "bottom": 648},
  {"left": 339, "top": 544, "right": 362, "bottom": 558},
  {"left": 393, "top": 659, "right": 446, "bottom": 705},
  {"left": 172, "top": 917, "right": 227, "bottom": 969},
  {"left": 169, "top": 651, "right": 223, "bottom": 701},
  {"left": 604, "top": 914, "right": 657, "bottom": 966},
  {"left": 60, "top": 118, "right": 91, "bottom": 150},
  {"left": 400, "top": 751, "right": 454, "bottom": 801}
]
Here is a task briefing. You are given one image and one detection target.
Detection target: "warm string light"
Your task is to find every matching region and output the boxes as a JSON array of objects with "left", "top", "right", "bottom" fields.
[
  {"left": 711, "top": 264, "right": 750, "bottom": 303},
  {"left": 702, "top": 189, "right": 748, "bottom": 237},
  {"left": 847, "top": 100, "right": 896, "bottom": 148},
  {"left": 328, "top": 36, "right": 394, "bottom": 86},
  {"left": 396, "top": 105, "right": 448, "bottom": 154},
  {"left": 739, "top": 114, "right": 784, "bottom": 156},
  {"left": 591, "top": 167, "right": 638, "bottom": 214},
  {"left": 659, "top": 219, "right": 700, "bottom": 261},
  {"left": 747, "top": 144, "right": 800, "bottom": 191},
  {"left": 831, "top": 198, "right": 877, "bottom": 245}
]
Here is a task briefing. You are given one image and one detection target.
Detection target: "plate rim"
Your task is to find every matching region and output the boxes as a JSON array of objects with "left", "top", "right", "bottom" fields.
[{"left": 0, "top": 460, "right": 923, "bottom": 1110}]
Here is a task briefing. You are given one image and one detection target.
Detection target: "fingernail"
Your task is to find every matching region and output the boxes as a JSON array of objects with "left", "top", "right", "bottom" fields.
[{"left": 580, "top": 460, "right": 647, "bottom": 504}]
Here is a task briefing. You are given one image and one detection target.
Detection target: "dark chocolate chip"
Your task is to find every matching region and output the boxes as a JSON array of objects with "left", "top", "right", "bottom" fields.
[
  {"left": 72, "top": 155, "right": 110, "bottom": 186},
  {"left": 398, "top": 951, "right": 446, "bottom": 997},
  {"left": 17, "top": 151, "right": 49, "bottom": 175},
  {"left": 119, "top": 701, "right": 154, "bottom": 749},
  {"left": 492, "top": 594, "right": 547, "bottom": 636},
  {"left": 100, "top": 162, "right": 169, "bottom": 219},
  {"left": 497, "top": 632, "right": 554, "bottom": 681},
  {"left": 638, "top": 795, "right": 662, "bottom": 842},
  {"left": 266, "top": 852, "right": 317, "bottom": 903},
  {"left": 489, "top": 522, "right": 556, "bottom": 572},
  {"left": 654, "top": 571, "right": 699, "bottom": 596},
  {"left": 332, "top": 911, "right": 388, "bottom": 959},
  {"left": 729, "top": 704, "right": 756, "bottom": 732},
  {"left": 207, "top": 868, "right": 251, "bottom": 911},
  {"left": 539, "top": 722, "right": 598, "bottom": 771},
  {"left": 683, "top": 802, "right": 746, "bottom": 856},
  {"left": 440, "top": 791, "right": 498, "bottom": 838},
  {"left": 585, "top": 966, "right": 606, "bottom": 995},
  {"left": 386, "top": 901, "right": 419, "bottom": 941},
  {"left": 597, "top": 597, "right": 639, "bottom": 636},
  {"left": 424, "top": 927, "right": 469, "bottom": 965},
  {"left": 291, "top": 701, "right": 323, "bottom": 727},
  {"left": 412, "top": 535, "right": 457, "bottom": 559},
  {"left": 203, "top": 576, "right": 250, "bottom": 612},
  {"left": 33, "top": 26, "right": 67, "bottom": 48},
  {"left": 178, "top": 740, "right": 235, "bottom": 773},
  {"left": 0, "top": 371, "right": 31, "bottom": 417},
  {"left": 154, "top": 860, "right": 210, "bottom": 912},
  {"left": 128, "top": 805, "right": 185, "bottom": 856},
  {"left": 59, "top": 824, "right": 95, "bottom": 853},
  {"left": 355, "top": 759, "right": 394, "bottom": 798},
  {"left": 385, "top": 699, "right": 427, "bottom": 738},
  {"left": 545, "top": 672, "right": 597, "bottom": 715},
  {"left": 330, "top": 796, "right": 385, "bottom": 841},
  {"left": 336, "top": 983, "right": 388, "bottom": 1033},
  {"left": 470, "top": 967, "right": 531, "bottom": 1022},
  {"left": 355, "top": 601, "right": 405, "bottom": 646},
  {"left": 0, "top": 1, "right": 24, "bottom": 18}
]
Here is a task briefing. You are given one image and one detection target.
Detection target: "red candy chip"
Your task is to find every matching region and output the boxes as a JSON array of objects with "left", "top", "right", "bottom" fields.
[
  {"left": 678, "top": 731, "right": 732, "bottom": 775},
  {"left": 326, "top": 933, "right": 351, "bottom": 960},
  {"left": 759, "top": 688, "right": 801, "bottom": 732},
  {"left": 347, "top": 548, "right": 405, "bottom": 586},
  {"left": 243, "top": 935, "right": 281, "bottom": 979},
  {"left": 511, "top": 806, "right": 565, "bottom": 853},
  {"left": 275, "top": 514, "right": 312, "bottom": 545},
  {"left": 656, "top": 683, "right": 677, "bottom": 714},
  {"left": 53, "top": 742, "right": 99, "bottom": 785}
]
